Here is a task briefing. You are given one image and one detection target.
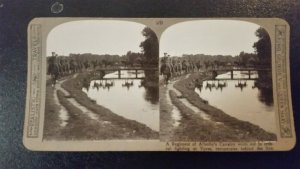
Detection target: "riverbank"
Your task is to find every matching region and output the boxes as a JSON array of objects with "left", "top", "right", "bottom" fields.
[
  {"left": 44, "top": 72, "right": 159, "bottom": 140},
  {"left": 162, "top": 71, "right": 277, "bottom": 141}
]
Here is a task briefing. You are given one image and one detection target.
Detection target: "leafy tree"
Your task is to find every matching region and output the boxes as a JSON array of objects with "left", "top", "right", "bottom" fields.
[
  {"left": 253, "top": 27, "right": 273, "bottom": 105},
  {"left": 101, "top": 60, "right": 109, "bottom": 67},
  {"left": 237, "top": 51, "right": 257, "bottom": 67},
  {"left": 126, "top": 51, "right": 142, "bottom": 66},
  {"left": 253, "top": 27, "right": 271, "bottom": 67},
  {"left": 140, "top": 27, "right": 159, "bottom": 66}
]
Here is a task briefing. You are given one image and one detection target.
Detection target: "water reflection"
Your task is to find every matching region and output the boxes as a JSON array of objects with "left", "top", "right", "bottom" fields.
[
  {"left": 255, "top": 70, "right": 273, "bottom": 106},
  {"left": 235, "top": 81, "right": 247, "bottom": 91},
  {"left": 82, "top": 70, "right": 159, "bottom": 131},
  {"left": 143, "top": 86, "right": 159, "bottom": 104},
  {"left": 143, "top": 70, "right": 159, "bottom": 104},
  {"left": 122, "top": 80, "right": 134, "bottom": 90},
  {"left": 53, "top": 89, "right": 69, "bottom": 127},
  {"left": 195, "top": 71, "right": 276, "bottom": 133},
  {"left": 92, "top": 80, "right": 115, "bottom": 91},
  {"left": 198, "top": 80, "right": 228, "bottom": 92}
]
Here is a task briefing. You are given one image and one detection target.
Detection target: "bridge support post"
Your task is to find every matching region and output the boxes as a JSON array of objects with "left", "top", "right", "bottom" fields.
[
  {"left": 118, "top": 70, "right": 121, "bottom": 79},
  {"left": 135, "top": 69, "right": 138, "bottom": 78},
  {"left": 231, "top": 70, "right": 233, "bottom": 79},
  {"left": 248, "top": 70, "right": 251, "bottom": 79}
]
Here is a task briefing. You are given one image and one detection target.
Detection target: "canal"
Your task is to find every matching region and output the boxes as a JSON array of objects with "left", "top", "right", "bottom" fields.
[
  {"left": 82, "top": 70, "right": 159, "bottom": 131},
  {"left": 195, "top": 71, "right": 276, "bottom": 133}
]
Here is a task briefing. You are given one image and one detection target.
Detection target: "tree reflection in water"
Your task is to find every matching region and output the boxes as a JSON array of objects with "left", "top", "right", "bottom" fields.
[
  {"left": 83, "top": 69, "right": 159, "bottom": 105},
  {"left": 142, "top": 70, "right": 159, "bottom": 104},
  {"left": 255, "top": 70, "right": 273, "bottom": 106}
]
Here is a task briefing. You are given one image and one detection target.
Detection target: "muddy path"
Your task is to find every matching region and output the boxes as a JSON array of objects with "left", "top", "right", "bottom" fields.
[
  {"left": 54, "top": 74, "right": 112, "bottom": 127},
  {"left": 168, "top": 75, "right": 212, "bottom": 121},
  {"left": 160, "top": 74, "right": 225, "bottom": 141}
]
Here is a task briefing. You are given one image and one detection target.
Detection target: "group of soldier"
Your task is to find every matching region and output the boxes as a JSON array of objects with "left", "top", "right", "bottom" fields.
[
  {"left": 159, "top": 57, "right": 202, "bottom": 84},
  {"left": 47, "top": 53, "right": 106, "bottom": 85}
]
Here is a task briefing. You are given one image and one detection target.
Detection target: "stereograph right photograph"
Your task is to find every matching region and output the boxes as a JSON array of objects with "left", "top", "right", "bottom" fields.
[{"left": 160, "top": 20, "right": 277, "bottom": 142}]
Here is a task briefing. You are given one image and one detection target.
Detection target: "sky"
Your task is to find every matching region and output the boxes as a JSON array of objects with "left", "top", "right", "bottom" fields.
[
  {"left": 160, "top": 20, "right": 261, "bottom": 57},
  {"left": 47, "top": 20, "right": 146, "bottom": 56}
]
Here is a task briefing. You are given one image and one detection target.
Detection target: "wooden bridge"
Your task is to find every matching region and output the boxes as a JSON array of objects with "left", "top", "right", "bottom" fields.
[
  {"left": 207, "top": 68, "right": 271, "bottom": 80},
  {"left": 95, "top": 67, "right": 157, "bottom": 79}
]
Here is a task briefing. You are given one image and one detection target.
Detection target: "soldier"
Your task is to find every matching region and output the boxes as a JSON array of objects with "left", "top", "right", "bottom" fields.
[{"left": 160, "top": 57, "right": 171, "bottom": 85}]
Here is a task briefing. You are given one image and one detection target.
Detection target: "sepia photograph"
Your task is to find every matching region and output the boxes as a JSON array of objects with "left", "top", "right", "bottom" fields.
[
  {"left": 1, "top": 0, "right": 299, "bottom": 167},
  {"left": 23, "top": 18, "right": 295, "bottom": 151},
  {"left": 44, "top": 20, "right": 159, "bottom": 140},
  {"left": 160, "top": 20, "right": 277, "bottom": 142}
]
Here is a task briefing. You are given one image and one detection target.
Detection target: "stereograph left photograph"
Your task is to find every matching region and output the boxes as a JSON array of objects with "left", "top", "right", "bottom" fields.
[{"left": 44, "top": 20, "right": 159, "bottom": 140}]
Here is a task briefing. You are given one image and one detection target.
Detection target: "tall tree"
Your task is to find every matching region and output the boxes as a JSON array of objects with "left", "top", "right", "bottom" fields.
[
  {"left": 140, "top": 27, "right": 159, "bottom": 66},
  {"left": 253, "top": 28, "right": 273, "bottom": 106},
  {"left": 253, "top": 27, "right": 271, "bottom": 67}
]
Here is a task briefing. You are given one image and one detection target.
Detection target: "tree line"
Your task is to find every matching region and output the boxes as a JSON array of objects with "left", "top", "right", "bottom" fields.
[
  {"left": 47, "top": 27, "right": 159, "bottom": 79},
  {"left": 161, "top": 27, "right": 271, "bottom": 71}
]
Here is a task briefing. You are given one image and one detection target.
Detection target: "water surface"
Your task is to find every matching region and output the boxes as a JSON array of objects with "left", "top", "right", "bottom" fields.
[
  {"left": 195, "top": 71, "right": 276, "bottom": 133},
  {"left": 83, "top": 70, "right": 159, "bottom": 131}
]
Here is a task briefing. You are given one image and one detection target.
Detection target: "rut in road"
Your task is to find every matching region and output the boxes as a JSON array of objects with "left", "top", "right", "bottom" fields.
[
  {"left": 54, "top": 74, "right": 112, "bottom": 127},
  {"left": 166, "top": 74, "right": 213, "bottom": 125}
]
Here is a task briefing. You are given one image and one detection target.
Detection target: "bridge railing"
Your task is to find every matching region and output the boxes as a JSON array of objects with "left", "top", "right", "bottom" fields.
[
  {"left": 94, "top": 67, "right": 158, "bottom": 80},
  {"left": 96, "top": 67, "right": 158, "bottom": 71},
  {"left": 207, "top": 68, "right": 271, "bottom": 71}
]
